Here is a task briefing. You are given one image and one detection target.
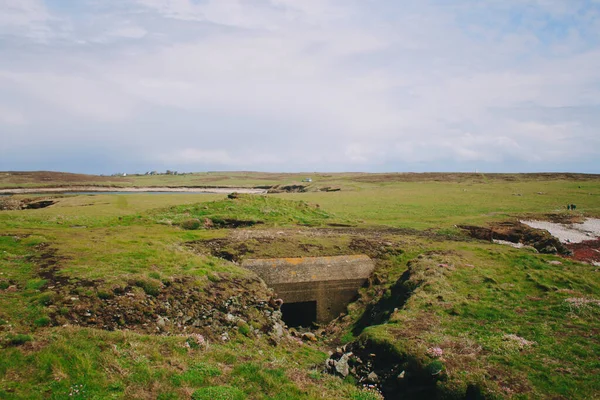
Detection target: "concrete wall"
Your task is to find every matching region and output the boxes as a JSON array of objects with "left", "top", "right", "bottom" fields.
[{"left": 242, "top": 255, "right": 375, "bottom": 323}]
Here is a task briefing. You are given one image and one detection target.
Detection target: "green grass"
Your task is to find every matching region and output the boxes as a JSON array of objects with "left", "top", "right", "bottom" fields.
[
  {"left": 1, "top": 172, "right": 600, "bottom": 399},
  {"left": 151, "top": 194, "right": 336, "bottom": 228}
]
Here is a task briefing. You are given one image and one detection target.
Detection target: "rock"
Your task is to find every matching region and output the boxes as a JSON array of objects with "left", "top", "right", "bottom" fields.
[
  {"left": 540, "top": 245, "right": 558, "bottom": 254},
  {"left": 301, "top": 332, "right": 317, "bottom": 342},
  {"left": 271, "top": 322, "right": 284, "bottom": 339},
  {"left": 335, "top": 353, "right": 352, "bottom": 377},
  {"left": 156, "top": 316, "right": 167, "bottom": 328},
  {"left": 220, "top": 332, "right": 230, "bottom": 342},
  {"left": 367, "top": 371, "right": 379, "bottom": 383},
  {"left": 397, "top": 370, "right": 405, "bottom": 380},
  {"left": 5, "top": 285, "right": 17, "bottom": 293},
  {"left": 272, "top": 310, "right": 283, "bottom": 320},
  {"left": 548, "top": 260, "right": 563, "bottom": 265}
]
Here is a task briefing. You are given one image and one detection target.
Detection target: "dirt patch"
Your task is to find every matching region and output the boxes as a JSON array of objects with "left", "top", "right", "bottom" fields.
[
  {"left": 0, "top": 197, "right": 57, "bottom": 210},
  {"left": 211, "top": 219, "right": 264, "bottom": 229},
  {"left": 49, "top": 275, "right": 285, "bottom": 342},
  {"left": 33, "top": 244, "right": 72, "bottom": 288},
  {"left": 267, "top": 185, "right": 307, "bottom": 193},
  {"left": 27, "top": 245, "right": 286, "bottom": 342},
  {"left": 458, "top": 221, "right": 569, "bottom": 254},
  {"left": 189, "top": 229, "right": 405, "bottom": 263},
  {"left": 566, "top": 239, "right": 600, "bottom": 264}
]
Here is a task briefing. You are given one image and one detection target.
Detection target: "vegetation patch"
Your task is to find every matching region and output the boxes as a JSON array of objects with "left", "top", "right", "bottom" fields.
[
  {"left": 152, "top": 194, "right": 335, "bottom": 229},
  {"left": 191, "top": 386, "right": 246, "bottom": 400},
  {"left": 2, "top": 172, "right": 600, "bottom": 399}
]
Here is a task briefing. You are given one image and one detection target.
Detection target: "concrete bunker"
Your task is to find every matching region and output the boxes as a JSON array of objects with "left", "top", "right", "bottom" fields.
[{"left": 242, "top": 255, "right": 375, "bottom": 326}]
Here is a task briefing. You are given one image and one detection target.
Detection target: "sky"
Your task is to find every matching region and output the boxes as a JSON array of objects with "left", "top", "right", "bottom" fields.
[{"left": 1, "top": 0, "right": 599, "bottom": 174}]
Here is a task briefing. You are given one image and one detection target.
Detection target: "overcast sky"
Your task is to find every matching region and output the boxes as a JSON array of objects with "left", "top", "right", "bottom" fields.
[{"left": 1, "top": 0, "right": 599, "bottom": 174}]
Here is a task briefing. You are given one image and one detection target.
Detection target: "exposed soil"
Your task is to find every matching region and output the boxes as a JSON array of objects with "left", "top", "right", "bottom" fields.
[
  {"left": 267, "top": 184, "right": 308, "bottom": 193},
  {"left": 0, "top": 197, "right": 57, "bottom": 210},
  {"left": 29, "top": 245, "right": 286, "bottom": 342},
  {"left": 33, "top": 244, "right": 71, "bottom": 287},
  {"left": 458, "top": 221, "right": 569, "bottom": 254},
  {"left": 566, "top": 239, "right": 600, "bottom": 264},
  {"left": 188, "top": 228, "right": 406, "bottom": 263}
]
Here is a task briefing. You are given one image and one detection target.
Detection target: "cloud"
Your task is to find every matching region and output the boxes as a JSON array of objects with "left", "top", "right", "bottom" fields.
[
  {"left": 0, "top": 105, "right": 26, "bottom": 125},
  {"left": 0, "top": 0, "right": 599, "bottom": 173}
]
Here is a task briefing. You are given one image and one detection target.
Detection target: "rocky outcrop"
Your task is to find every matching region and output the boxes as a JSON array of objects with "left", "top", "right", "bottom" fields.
[{"left": 49, "top": 275, "right": 287, "bottom": 343}]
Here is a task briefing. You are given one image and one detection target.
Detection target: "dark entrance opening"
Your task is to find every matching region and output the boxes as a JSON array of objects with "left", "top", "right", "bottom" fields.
[{"left": 281, "top": 301, "right": 317, "bottom": 328}]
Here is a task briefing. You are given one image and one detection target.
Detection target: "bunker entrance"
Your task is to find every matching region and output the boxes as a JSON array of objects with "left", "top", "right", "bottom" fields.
[
  {"left": 242, "top": 255, "right": 375, "bottom": 325},
  {"left": 281, "top": 301, "right": 317, "bottom": 328}
]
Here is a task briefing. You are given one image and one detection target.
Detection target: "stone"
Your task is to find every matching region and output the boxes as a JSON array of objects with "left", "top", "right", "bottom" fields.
[
  {"left": 272, "top": 310, "right": 283, "bottom": 320},
  {"left": 271, "top": 322, "right": 284, "bottom": 339},
  {"left": 367, "top": 371, "right": 379, "bottom": 383},
  {"left": 301, "top": 332, "right": 317, "bottom": 342},
  {"left": 335, "top": 353, "right": 352, "bottom": 377},
  {"left": 5, "top": 285, "right": 17, "bottom": 293},
  {"left": 548, "top": 260, "right": 562, "bottom": 265}
]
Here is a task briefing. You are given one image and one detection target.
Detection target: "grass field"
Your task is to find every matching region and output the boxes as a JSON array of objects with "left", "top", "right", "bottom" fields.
[{"left": 1, "top": 172, "right": 599, "bottom": 399}]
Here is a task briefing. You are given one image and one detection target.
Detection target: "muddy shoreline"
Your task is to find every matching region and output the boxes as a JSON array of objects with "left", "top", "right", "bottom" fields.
[{"left": 0, "top": 186, "right": 268, "bottom": 195}]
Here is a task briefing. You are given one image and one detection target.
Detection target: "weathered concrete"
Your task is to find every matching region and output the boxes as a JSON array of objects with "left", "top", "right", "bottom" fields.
[{"left": 242, "top": 255, "right": 375, "bottom": 324}]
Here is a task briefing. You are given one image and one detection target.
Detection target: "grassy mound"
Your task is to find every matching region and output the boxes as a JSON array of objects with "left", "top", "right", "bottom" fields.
[
  {"left": 153, "top": 194, "right": 335, "bottom": 229},
  {"left": 342, "top": 249, "right": 600, "bottom": 398}
]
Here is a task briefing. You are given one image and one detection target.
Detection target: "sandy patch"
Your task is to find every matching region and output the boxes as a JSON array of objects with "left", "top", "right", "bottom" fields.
[{"left": 520, "top": 218, "right": 600, "bottom": 244}]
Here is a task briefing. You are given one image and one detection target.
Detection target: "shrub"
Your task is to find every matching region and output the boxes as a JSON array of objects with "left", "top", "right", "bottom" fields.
[{"left": 181, "top": 219, "right": 201, "bottom": 230}]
